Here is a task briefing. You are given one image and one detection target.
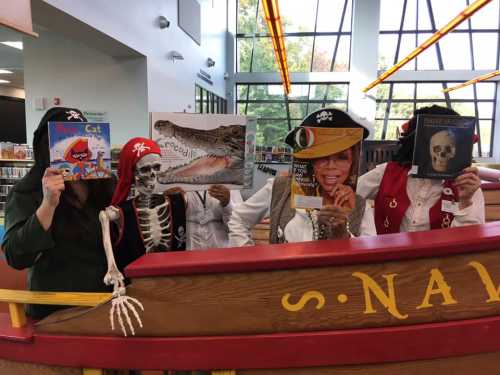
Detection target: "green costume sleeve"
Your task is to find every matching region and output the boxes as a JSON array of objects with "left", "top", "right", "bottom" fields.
[{"left": 2, "top": 190, "right": 55, "bottom": 270}]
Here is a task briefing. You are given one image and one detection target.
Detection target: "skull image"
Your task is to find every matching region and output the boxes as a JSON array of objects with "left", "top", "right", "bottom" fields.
[
  {"left": 429, "top": 130, "right": 456, "bottom": 172},
  {"left": 134, "top": 153, "right": 162, "bottom": 196}
]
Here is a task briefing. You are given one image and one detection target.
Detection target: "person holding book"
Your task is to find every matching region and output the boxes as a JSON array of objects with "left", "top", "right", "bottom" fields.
[
  {"left": 228, "top": 108, "right": 369, "bottom": 246},
  {"left": 185, "top": 185, "right": 243, "bottom": 250},
  {"left": 1, "top": 107, "right": 115, "bottom": 319},
  {"left": 356, "top": 105, "right": 484, "bottom": 235}
]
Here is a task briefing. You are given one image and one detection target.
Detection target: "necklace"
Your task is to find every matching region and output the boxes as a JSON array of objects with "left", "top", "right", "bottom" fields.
[{"left": 306, "top": 209, "right": 320, "bottom": 240}]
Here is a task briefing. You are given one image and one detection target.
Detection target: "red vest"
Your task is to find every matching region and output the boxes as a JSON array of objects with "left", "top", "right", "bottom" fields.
[{"left": 374, "top": 162, "right": 458, "bottom": 234}]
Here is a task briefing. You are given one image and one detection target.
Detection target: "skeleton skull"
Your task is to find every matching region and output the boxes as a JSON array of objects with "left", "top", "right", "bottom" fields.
[
  {"left": 429, "top": 130, "right": 456, "bottom": 172},
  {"left": 134, "top": 153, "right": 162, "bottom": 196}
]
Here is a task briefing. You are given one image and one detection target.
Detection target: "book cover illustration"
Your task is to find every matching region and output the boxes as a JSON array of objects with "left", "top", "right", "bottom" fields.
[
  {"left": 151, "top": 113, "right": 255, "bottom": 191},
  {"left": 411, "top": 115, "right": 476, "bottom": 180},
  {"left": 48, "top": 122, "right": 112, "bottom": 181},
  {"left": 291, "top": 127, "right": 363, "bottom": 210}
]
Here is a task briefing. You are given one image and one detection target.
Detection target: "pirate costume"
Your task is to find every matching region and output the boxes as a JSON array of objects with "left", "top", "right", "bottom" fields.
[
  {"left": 357, "top": 106, "right": 484, "bottom": 235},
  {"left": 110, "top": 138, "right": 187, "bottom": 272},
  {"left": 228, "top": 108, "right": 369, "bottom": 246}
]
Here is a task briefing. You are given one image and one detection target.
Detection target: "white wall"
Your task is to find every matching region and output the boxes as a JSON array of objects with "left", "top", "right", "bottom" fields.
[
  {"left": 42, "top": 0, "right": 228, "bottom": 113},
  {"left": 23, "top": 29, "right": 148, "bottom": 145}
]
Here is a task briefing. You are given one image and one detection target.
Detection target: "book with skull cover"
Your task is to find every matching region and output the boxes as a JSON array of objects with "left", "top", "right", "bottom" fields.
[
  {"left": 411, "top": 114, "right": 476, "bottom": 180},
  {"left": 48, "top": 122, "right": 112, "bottom": 181}
]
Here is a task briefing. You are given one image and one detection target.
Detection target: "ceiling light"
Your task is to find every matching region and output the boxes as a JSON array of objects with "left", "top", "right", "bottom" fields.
[
  {"left": 0, "top": 80, "right": 11, "bottom": 84},
  {"left": 442, "top": 71, "right": 500, "bottom": 93},
  {"left": 1, "top": 41, "right": 23, "bottom": 50},
  {"left": 0, "top": 69, "right": 13, "bottom": 74}
]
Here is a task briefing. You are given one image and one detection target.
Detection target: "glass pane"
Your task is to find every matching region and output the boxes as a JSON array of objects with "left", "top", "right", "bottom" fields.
[
  {"left": 376, "top": 102, "right": 388, "bottom": 119},
  {"left": 237, "top": 85, "right": 249, "bottom": 100},
  {"left": 418, "top": 0, "right": 432, "bottom": 30},
  {"left": 472, "top": 33, "right": 498, "bottom": 70},
  {"left": 309, "top": 84, "right": 327, "bottom": 101},
  {"left": 285, "top": 36, "right": 313, "bottom": 72},
  {"left": 403, "top": 0, "right": 417, "bottom": 30},
  {"left": 392, "top": 83, "right": 415, "bottom": 99},
  {"left": 376, "top": 84, "right": 391, "bottom": 100},
  {"left": 380, "top": 0, "right": 404, "bottom": 30},
  {"left": 451, "top": 102, "right": 476, "bottom": 116},
  {"left": 251, "top": 37, "right": 280, "bottom": 72},
  {"left": 317, "top": 0, "right": 346, "bottom": 31},
  {"left": 236, "top": 102, "right": 247, "bottom": 115},
  {"left": 327, "top": 84, "right": 349, "bottom": 100},
  {"left": 237, "top": 38, "right": 252, "bottom": 72},
  {"left": 334, "top": 36, "right": 351, "bottom": 71},
  {"left": 379, "top": 34, "right": 398, "bottom": 69},
  {"left": 311, "top": 36, "right": 336, "bottom": 72},
  {"left": 476, "top": 83, "right": 496, "bottom": 100},
  {"left": 471, "top": 0, "right": 499, "bottom": 29},
  {"left": 237, "top": 0, "right": 258, "bottom": 34},
  {"left": 477, "top": 102, "right": 494, "bottom": 119},
  {"left": 288, "top": 102, "right": 308, "bottom": 119},
  {"left": 389, "top": 102, "right": 414, "bottom": 119},
  {"left": 342, "top": 0, "right": 352, "bottom": 32},
  {"left": 398, "top": 34, "right": 417, "bottom": 70},
  {"left": 415, "top": 101, "right": 445, "bottom": 110},
  {"left": 386, "top": 120, "right": 405, "bottom": 140},
  {"left": 374, "top": 120, "right": 384, "bottom": 140},
  {"left": 290, "top": 119, "right": 302, "bottom": 129},
  {"left": 287, "top": 84, "right": 309, "bottom": 99},
  {"left": 447, "top": 83, "right": 474, "bottom": 100},
  {"left": 479, "top": 120, "right": 493, "bottom": 156},
  {"left": 246, "top": 102, "right": 287, "bottom": 118},
  {"left": 249, "top": 85, "right": 284, "bottom": 100},
  {"left": 416, "top": 33, "right": 439, "bottom": 70},
  {"left": 439, "top": 33, "right": 472, "bottom": 69},
  {"left": 257, "top": 120, "right": 289, "bottom": 147},
  {"left": 430, "top": 0, "right": 468, "bottom": 30},
  {"left": 417, "top": 83, "right": 446, "bottom": 100},
  {"left": 280, "top": 0, "right": 318, "bottom": 33},
  {"left": 307, "top": 102, "right": 327, "bottom": 113}
]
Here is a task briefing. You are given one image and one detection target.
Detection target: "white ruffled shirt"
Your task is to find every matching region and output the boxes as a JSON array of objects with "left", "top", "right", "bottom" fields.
[
  {"left": 356, "top": 163, "right": 485, "bottom": 235},
  {"left": 186, "top": 190, "right": 243, "bottom": 250},
  {"left": 228, "top": 178, "right": 324, "bottom": 246}
]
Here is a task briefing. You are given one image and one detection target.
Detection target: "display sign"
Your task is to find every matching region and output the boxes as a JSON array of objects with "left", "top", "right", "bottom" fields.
[
  {"left": 411, "top": 115, "right": 476, "bottom": 180},
  {"left": 151, "top": 113, "right": 255, "bottom": 191},
  {"left": 48, "top": 122, "right": 112, "bottom": 181}
]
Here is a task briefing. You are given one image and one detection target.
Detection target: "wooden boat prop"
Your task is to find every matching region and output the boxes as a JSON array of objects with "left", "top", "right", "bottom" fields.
[{"left": 2, "top": 222, "right": 500, "bottom": 374}]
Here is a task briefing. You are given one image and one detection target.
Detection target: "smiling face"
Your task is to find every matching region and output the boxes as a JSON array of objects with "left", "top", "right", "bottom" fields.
[{"left": 312, "top": 148, "right": 353, "bottom": 194}]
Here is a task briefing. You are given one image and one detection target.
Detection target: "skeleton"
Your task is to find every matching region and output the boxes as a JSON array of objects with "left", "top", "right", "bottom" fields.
[
  {"left": 99, "top": 153, "right": 175, "bottom": 336},
  {"left": 429, "top": 130, "right": 456, "bottom": 172}
]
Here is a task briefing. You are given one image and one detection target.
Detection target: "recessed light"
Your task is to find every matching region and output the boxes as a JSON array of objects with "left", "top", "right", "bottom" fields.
[
  {"left": 0, "top": 69, "right": 13, "bottom": 74},
  {"left": 1, "top": 41, "right": 23, "bottom": 50},
  {"left": 0, "top": 79, "right": 11, "bottom": 84}
]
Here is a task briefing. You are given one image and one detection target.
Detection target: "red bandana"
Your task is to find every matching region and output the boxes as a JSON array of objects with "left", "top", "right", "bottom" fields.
[{"left": 111, "top": 137, "right": 161, "bottom": 206}]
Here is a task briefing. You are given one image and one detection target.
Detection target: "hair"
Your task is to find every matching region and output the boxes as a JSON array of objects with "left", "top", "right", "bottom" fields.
[{"left": 392, "top": 105, "right": 459, "bottom": 166}]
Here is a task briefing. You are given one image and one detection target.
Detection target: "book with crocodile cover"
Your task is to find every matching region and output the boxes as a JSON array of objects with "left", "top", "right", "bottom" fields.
[{"left": 151, "top": 113, "right": 255, "bottom": 191}]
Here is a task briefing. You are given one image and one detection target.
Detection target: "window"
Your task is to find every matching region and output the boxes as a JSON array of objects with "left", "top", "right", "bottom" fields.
[
  {"left": 237, "top": 83, "right": 349, "bottom": 147},
  {"left": 236, "top": 0, "right": 353, "bottom": 73},
  {"left": 374, "top": 82, "right": 497, "bottom": 157},
  {"left": 195, "top": 85, "right": 227, "bottom": 114},
  {"left": 378, "top": 0, "right": 500, "bottom": 71}
]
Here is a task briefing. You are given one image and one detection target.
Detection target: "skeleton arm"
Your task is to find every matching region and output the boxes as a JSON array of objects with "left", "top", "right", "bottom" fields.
[{"left": 99, "top": 206, "right": 125, "bottom": 295}]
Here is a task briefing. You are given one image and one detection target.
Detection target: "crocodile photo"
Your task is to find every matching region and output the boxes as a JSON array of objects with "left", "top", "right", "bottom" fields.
[{"left": 153, "top": 119, "right": 246, "bottom": 185}]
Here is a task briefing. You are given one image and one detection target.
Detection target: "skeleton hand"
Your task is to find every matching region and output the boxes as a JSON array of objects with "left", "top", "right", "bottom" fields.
[{"left": 109, "top": 291, "right": 144, "bottom": 337}]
